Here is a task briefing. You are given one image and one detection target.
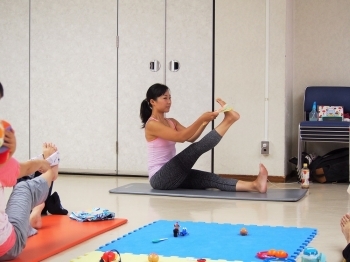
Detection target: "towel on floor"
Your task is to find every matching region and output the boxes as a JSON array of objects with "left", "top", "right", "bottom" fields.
[{"left": 70, "top": 208, "right": 115, "bottom": 222}]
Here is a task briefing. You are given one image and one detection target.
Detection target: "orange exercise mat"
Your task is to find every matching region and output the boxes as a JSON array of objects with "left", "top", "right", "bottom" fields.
[{"left": 12, "top": 215, "right": 128, "bottom": 262}]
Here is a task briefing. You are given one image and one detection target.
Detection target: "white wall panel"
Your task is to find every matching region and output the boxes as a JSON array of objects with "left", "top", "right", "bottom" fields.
[
  {"left": 215, "top": 0, "right": 290, "bottom": 177},
  {"left": 117, "top": 0, "right": 165, "bottom": 175},
  {"left": 0, "top": 0, "right": 30, "bottom": 161},
  {"left": 215, "top": 0, "right": 266, "bottom": 175},
  {"left": 30, "top": 0, "right": 117, "bottom": 173},
  {"left": 166, "top": 0, "right": 213, "bottom": 172}
]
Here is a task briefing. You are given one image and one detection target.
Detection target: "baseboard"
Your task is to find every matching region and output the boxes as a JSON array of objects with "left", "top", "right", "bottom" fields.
[{"left": 219, "top": 174, "right": 286, "bottom": 183}]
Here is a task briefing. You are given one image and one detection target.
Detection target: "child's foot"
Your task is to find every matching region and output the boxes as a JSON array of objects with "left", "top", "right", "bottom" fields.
[
  {"left": 341, "top": 214, "right": 350, "bottom": 244},
  {"left": 46, "top": 151, "right": 60, "bottom": 167},
  {"left": 30, "top": 203, "right": 45, "bottom": 229},
  {"left": 43, "top": 142, "right": 57, "bottom": 159},
  {"left": 252, "top": 163, "right": 268, "bottom": 193},
  {"left": 216, "top": 98, "right": 240, "bottom": 122}
]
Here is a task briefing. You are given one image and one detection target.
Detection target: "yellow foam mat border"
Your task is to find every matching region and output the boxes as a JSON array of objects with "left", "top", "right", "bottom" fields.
[{"left": 71, "top": 251, "right": 239, "bottom": 262}]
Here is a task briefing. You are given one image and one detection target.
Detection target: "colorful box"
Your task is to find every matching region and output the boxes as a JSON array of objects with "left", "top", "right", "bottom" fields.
[{"left": 318, "top": 105, "right": 343, "bottom": 121}]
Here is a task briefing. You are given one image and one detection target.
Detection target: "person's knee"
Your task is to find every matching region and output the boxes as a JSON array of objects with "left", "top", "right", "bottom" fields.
[{"left": 14, "top": 181, "right": 30, "bottom": 192}]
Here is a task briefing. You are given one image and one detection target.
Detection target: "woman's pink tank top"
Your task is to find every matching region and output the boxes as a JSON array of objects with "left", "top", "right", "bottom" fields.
[{"left": 147, "top": 117, "right": 176, "bottom": 179}]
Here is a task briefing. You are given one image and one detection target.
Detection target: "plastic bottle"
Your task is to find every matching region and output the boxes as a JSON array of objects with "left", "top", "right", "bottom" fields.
[
  {"left": 309, "top": 101, "right": 318, "bottom": 121},
  {"left": 301, "top": 163, "right": 310, "bottom": 189}
]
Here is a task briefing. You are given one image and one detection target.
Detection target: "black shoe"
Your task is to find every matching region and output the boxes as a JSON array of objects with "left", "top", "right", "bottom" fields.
[
  {"left": 41, "top": 206, "right": 48, "bottom": 216},
  {"left": 46, "top": 192, "right": 68, "bottom": 215}
]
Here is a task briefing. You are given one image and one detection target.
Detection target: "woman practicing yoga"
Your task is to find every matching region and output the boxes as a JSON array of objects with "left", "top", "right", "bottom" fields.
[
  {"left": 139, "top": 83, "right": 268, "bottom": 192},
  {"left": 0, "top": 82, "right": 60, "bottom": 260}
]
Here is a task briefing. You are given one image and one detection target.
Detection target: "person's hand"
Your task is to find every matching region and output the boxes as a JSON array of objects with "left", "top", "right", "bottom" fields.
[
  {"left": 200, "top": 111, "right": 219, "bottom": 123},
  {"left": 3, "top": 129, "right": 16, "bottom": 158}
]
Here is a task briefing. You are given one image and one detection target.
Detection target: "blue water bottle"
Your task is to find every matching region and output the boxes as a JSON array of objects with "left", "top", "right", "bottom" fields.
[{"left": 309, "top": 102, "right": 318, "bottom": 121}]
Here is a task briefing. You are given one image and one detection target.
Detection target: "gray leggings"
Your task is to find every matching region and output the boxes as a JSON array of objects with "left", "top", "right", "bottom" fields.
[
  {"left": 150, "top": 130, "right": 238, "bottom": 191},
  {"left": 0, "top": 176, "right": 49, "bottom": 261}
]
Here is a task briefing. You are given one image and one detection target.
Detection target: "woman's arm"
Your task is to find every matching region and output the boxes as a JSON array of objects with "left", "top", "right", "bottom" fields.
[
  {"left": 146, "top": 112, "right": 218, "bottom": 143},
  {"left": 171, "top": 118, "right": 208, "bottom": 143},
  {"left": 19, "top": 160, "right": 50, "bottom": 178}
]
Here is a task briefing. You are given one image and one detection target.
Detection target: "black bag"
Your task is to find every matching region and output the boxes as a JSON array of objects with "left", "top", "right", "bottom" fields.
[{"left": 309, "top": 148, "right": 349, "bottom": 183}]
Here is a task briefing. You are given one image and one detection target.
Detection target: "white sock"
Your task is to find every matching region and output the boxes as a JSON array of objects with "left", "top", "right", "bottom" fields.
[{"left": 46, "top": 151, "right": 60, "bottom": 166}]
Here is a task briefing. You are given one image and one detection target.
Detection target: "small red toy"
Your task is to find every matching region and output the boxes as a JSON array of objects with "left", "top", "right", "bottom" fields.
[{"left": 100, "top": 249, "right": 121, "bottom": 262}]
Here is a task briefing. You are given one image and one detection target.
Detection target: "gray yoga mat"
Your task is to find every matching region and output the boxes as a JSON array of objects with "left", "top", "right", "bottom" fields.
[{"left": 109, "top": 183, "right": 308, "bottom": 202}]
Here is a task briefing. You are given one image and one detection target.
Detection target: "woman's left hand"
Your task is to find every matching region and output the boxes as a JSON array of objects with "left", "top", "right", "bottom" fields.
[{"left": 3, "top": 129, "right": 16, "bottom": 157}]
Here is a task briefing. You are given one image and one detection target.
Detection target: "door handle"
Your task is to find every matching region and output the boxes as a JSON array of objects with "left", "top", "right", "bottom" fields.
[
  {"left": 169, "top": 60, "right": 180, "bottom": 72},
  {"left": 150, "top": 60, "right": 161, "bottom": 72}
]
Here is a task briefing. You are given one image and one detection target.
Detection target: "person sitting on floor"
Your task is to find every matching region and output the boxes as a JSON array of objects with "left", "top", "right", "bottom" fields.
[
  {"left": 0, "top": 81, "right": 61, "bottom": 260},
  {"left": 0, "top": 82, "right": 66, "bottom": 216},
  {"left": 139, "top": 83, "right": 268, "bottom": 192},
  {"left": 340, "top": 213, "right": 350, "bottom": 262},
  {"left": 0, "top": 122, "right": 60, "bottom": 260},
  {"left": 17, "top": 142, "right": 68, "bottom": 216}
]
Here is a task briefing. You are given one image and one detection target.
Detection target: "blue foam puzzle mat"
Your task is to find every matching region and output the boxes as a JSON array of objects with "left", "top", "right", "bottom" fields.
[{"left": 97, "top": 220, "right": 317, "bottom": 261}]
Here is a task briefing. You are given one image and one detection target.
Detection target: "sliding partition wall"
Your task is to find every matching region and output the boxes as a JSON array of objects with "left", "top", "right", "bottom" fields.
[
  {"left": 0, "top": 1, "right": 212, "bottom": 175},
  {"left": 117, "top": 0, "right": 213, "bottom": 175},
  {"left": 30, "top": 0, "right": 118, "bottom": 173}
]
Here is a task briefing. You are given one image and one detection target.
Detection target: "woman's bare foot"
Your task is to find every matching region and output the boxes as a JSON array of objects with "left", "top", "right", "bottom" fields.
[
  {"left": 341, "top": 214, "right": 350, "bottom": 244},
  {"left": 236, "top": 164, "right": 268, "bottom": 193},
  {"left": 216, "top": 98, "right": 240, "bottom": 122},
  {"left": 30, "top": 203, "right": 45, "bottom": 229},
  {"left": 252, "top": 163, "right": 268, "bottom": 193},
  {"left": 42, "top": 142, "right": 57, "bottom": 159}
]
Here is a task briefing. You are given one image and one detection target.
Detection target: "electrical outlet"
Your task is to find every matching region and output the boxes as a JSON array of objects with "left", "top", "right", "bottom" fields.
[{"left": 261, "top": 141, "right": 269, "bottom": 155}]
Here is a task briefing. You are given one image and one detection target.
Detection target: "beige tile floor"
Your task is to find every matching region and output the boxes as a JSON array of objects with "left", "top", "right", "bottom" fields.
[{"left": 4, "top": 175, "right": 350, "bottom": 262}]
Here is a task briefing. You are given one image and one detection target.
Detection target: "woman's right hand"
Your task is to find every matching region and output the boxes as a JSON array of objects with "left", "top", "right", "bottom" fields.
[{"left": 200, "top": 111, "right": 219, "bottom": 122}]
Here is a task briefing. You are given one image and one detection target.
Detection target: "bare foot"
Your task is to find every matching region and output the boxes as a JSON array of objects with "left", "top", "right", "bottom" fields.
[
  {"left": 252, "top": 163, "right": 268, "bottom": 193},
  {"left": 30, "top": 203, "right": 45, "bottom": 229},
  {"left": 341, "top": 214, "right": 350, "bottom": 243},
  {"left": 216, "top": 98, "right": 240, "bottom": 122},
  {"left": 42, "top": 142, "right": 57, "bottom": 159}
]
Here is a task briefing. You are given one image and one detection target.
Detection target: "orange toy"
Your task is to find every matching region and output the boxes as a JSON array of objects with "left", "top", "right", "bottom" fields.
[
  {"left": 148, "top": 253, "right": 159, "bottom": 262},
  {"left": 240, "top": 227, "right": 248, "bottom": 236},
  {"left": 0, "top": 120, "right": 12, "bottom": 164},
  {"left": 267, "top": 249, "right": 288, "bottom": 258}
]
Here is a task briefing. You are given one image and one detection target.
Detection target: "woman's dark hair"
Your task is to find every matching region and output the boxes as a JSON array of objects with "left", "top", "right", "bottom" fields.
[
  {"left": 0, "top": 82, "right": 3, "bottom": 98},
  {"left": 140, "top": 83, "right": 169, "bottom": 128}
]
